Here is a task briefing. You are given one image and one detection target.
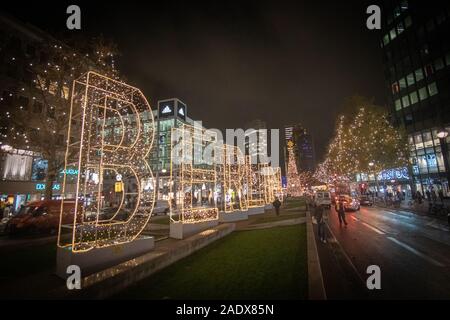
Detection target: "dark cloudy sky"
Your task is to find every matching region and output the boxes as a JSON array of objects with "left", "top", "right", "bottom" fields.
[{"left": 2, "top": 0, "right": 386, "bottom": 162}]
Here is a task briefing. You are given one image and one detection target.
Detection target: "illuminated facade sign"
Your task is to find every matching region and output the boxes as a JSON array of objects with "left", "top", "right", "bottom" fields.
[
  {"left": 36, "top": 183, "right": 61, "bottom": 191},
  {"left": 356, "top": 167, "right": 410, "bottom": 182}
]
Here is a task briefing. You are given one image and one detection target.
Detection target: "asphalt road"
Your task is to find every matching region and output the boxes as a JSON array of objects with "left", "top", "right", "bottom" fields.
[{"left": 315, "top": 205, "right": 450, "bottom": 299}]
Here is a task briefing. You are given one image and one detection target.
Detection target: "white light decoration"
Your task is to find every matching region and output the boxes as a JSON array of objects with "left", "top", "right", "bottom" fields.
[
  {"left": 57, "top": 72, "right": 155, "bottom": 252},
  {"left": 169, "top": 124, "right": 219, "bottom": 223},
  {"left": 245, "top": 156, "right": 265, "bottom": 207},
  {"left": 220, "top": 144, "right": 248, "bottom": 213},
  {"left": 286, "top": 140, "right": 302, "bottom": 197}
]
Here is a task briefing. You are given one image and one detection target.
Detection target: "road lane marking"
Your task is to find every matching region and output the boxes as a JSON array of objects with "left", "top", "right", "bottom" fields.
[
  {"left": 351, "top": 216, "right": 359, "bottom": 221},
  {"left": 361, "top": 222, "right": 386, "bottom": 235},
  {"left": 387, "top": 237, "right": 445, "bottom": 267},
  {"left": 325, "top": 222, "right": 366, "bottom": 286}
]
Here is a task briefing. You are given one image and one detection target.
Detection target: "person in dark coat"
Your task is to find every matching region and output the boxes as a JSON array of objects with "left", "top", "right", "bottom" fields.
[
  {"left": 314, "top": 204, "right": 329, "bottom": 243},
  {"left": 272, "top": 197, "right": 281, "bottom": 216},
  {"left": 426, "top": 190, "right": 431, "bottom": 202},
  {"left": 438, "top": 189, "right": 444, "bottom": 203},
  {"left": 337, "top": 200, "right": 348, "bottom": 227}
]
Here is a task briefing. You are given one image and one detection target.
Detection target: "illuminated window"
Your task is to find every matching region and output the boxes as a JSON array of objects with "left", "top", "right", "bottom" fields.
[
  {"left": 35, "top": 75, "right": 46, "bottom": 90},
  {"left": 390, "top": 28, "right": 397, "bottom": 40},
  {"left": 409, "top": 91, "right": 418, "bottom": 105},
  {"left": 428, "top": 82, "right": 438, "bottom": 96},
  {"left": 399, "top": 77, "right": 407, "bottom": 89},
  {"left": 395, "top": 99, "right": 402, "bottom": 111},
  {"left": 62, "top": 86, "right": 70, "bottom": 99},
  {"left": 418, "top": 87, "right": 428, "bottom": 101},
  {"left": 402, "top": 95, "right": 410, "bottom": 108},
  {"left": 31, "top": 158, "right": 48, "bottom": 181},
  {"left": 48, "top": 81, "right": 58, "bottom": 95},
  {"left": 383, "top": 34, "right": 390, "bottom": 46},
  {"left": 1, "top": 153, "right": 33, "bottom": 181},
  {"left": 406, "top": 73, "right": 414, "bottom": 86},
  {"left": 415, "top": 68, "right": 424, "bottom": 82}
]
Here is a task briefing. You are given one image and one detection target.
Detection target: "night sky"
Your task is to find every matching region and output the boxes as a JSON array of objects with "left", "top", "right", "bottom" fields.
[{"left": 2, "top": 0, "right": 386, "bottom": 163}]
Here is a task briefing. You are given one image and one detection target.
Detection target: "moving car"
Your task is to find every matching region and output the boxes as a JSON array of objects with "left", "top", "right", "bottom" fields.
[
  {"left": 6, "top": 199, "right": 80, "bottom": 236},
  {"left": 335, "top": 194, "right": 360, "bottom": 211},
  {"left": 314, "top": 191, "right": 331, "bottom": 208},
  {"left": 359, "top": 195, "right": 373, "bottom": 206}
]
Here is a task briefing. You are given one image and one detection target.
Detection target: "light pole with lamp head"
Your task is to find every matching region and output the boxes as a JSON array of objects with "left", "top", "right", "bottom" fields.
[{"left": 437, "top": 128, "right": 450, "bottom": 197}]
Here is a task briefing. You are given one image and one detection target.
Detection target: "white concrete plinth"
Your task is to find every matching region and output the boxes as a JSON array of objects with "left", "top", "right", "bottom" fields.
[
  {"left": 247, "top": 206, "right": 265, "bottom": 216},
  {"left": 219, "top": 210, "right": 248, "bottom": 222},
  {"left": 170, "top": 220, "right": 219, "bottom": 239},
  {"left": 264, "top": 204, "right": 273, "bottom": 210},
  {"left": 56, "top": 235, "right": 154, "bottom": 278}
]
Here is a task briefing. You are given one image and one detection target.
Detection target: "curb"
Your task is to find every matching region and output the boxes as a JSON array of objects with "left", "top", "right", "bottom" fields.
[{"left": 306, "top": 211, "right": 326, "bottom": 300}]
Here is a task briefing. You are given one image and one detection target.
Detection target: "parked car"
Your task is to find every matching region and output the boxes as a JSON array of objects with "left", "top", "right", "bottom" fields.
[
  {"left": 6, "top": 199, "right": 80, "bottom": 236},
  {"left": 359, "top": 195, "right": 373, "bottom": 206},
  {"left": 152, "top": 200, "right": 170, "bottom": 216},
  {"left": 314, "top": 191, "right": 331, "bottom": 208},
  {"left": 335, "top": 195, "right": 360, "bottom": 211}
]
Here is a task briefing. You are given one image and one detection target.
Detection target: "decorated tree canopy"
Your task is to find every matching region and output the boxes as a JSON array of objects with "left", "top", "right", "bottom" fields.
[{"left": 318, "top": 96, "right": 408, "bottom": 181}]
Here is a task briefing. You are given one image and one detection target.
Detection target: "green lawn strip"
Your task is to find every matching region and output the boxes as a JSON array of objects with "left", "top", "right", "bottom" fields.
[
  {"left": 0, "top": 243, "right": 56, "bottom": 280},
  {"left": 113, "top": 224, "right": 307, "bottom": 300},
  {"left": 250, "top": 213, "right": 306, "bottom": 225},
  {"left": 282, "top": 198, "right": 307, "bottom": 210}
]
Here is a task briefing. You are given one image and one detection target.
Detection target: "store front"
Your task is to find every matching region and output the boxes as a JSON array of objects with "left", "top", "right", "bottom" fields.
[{"left": 356, "top": 167, "right": 412, "bottom": 199}]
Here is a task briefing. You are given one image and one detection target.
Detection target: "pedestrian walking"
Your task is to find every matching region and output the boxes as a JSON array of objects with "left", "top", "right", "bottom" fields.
[
  {"left": 416, "top": 191, "right": 423, "bottom": 204},
  {"left": 432, "top": 190, "right": 437, "bottom": 203},
  {"left": 314, "top": 204, "right": 328, "bottom": 243},
  {"left": 426, "top": 190, "right": 431, "bottom": 202},
  {"left": 438, "top": 189, "right": 444, "bottom": 203},
  {"left": 272, "top": 197, "right": 281, "bottom": 216},
  {"left": 337, "top": 200, "right": 347, "bottom": 227}
]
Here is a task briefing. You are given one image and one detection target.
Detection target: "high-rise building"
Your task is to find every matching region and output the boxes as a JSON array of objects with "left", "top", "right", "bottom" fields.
[
  {"left": 283, "top": 124, "right": 316, "bottom": 174},
  {"left": 152, "top": 98, "right": 197, "bottom": 199},
  {"left": 380, "top": 0, "right": 450, "bottom": 196},
  {"left": 244, "top": 119, "right": 267, "bottom": 164}
]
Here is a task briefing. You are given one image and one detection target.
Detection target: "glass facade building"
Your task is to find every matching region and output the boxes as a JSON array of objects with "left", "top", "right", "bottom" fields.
[
  {"left": 283, "top": 124, "right": 316, "bottom": 174},
  {"left": 381, "top": 0, "right": 450, "bottom": 196}
]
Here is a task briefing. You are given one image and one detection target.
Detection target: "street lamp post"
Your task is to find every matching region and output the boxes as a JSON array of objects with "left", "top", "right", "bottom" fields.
[{"left": 437, "top": 128, "right": 450, "bottom": 196}]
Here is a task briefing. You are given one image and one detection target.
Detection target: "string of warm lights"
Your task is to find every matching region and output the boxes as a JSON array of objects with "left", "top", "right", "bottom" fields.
[
  {"left": 169, "top": 124, "right": 219, "bottom": 224},
  {"left": 57, "top": 71, "right": 155, "bottom": 252},
  {"left": 286, "top": 141, "right": 302, "bottom": 197},
  {"left": 318, "top": 105, "right": 408, "bottom": 184}
]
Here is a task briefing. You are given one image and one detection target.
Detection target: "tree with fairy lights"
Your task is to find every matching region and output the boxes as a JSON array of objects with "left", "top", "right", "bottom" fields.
[
  {"left": 286, "top": 140, "right": 302, "bottom": 197},
  {"left": 320, "top": 95, "right": 408, "bottom": 184},
  {"left": 0, "top": 35, "right": 119, "bottom": 199}
]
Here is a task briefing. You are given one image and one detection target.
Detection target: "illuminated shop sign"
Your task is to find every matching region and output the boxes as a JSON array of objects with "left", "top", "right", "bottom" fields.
[
  {"left": 177, "top": 102, "right": 186, "bottom": 120},
  {"left": 158, "top": 100, "right": 175, "bottom": 118},
  {"left": 377, "top": 167, "right": 409, "bottom": 181},
  {"left": 36, "top": 183, "right": 61, "bottom": 191},
  {"left": 356, "top": 167, "right": 410, "bottom": 182},
  {"left": 60, "top": 168, "right": 79, "bottom": 175}
]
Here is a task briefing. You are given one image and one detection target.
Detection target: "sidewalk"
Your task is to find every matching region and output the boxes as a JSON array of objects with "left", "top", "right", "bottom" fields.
[{"left": 374, "top": 198, "right": 449, "bottom": 222}]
